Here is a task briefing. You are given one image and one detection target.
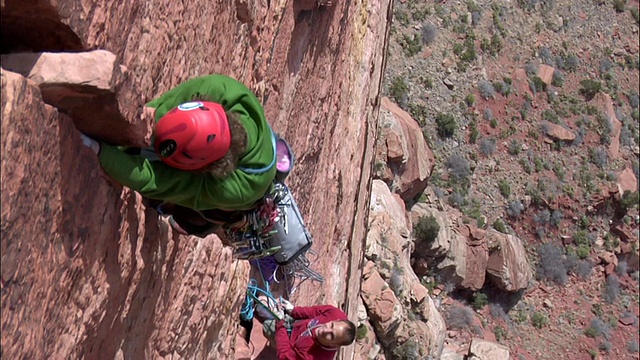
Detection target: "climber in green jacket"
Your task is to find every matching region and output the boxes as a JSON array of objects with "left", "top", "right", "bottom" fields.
[{"left": 81, "top": 74, "right": 277, "bottom": 237}]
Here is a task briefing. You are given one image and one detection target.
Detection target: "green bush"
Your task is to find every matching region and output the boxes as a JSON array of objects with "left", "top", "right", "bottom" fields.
[
  {"left": 631, "top": 8, "right": 640, "bottom": 24},
  {"left": 493, "top": 219, "right": 507, "bottom": 233},
  {"left": 401, "top": 33, "right": 423, "bottom": 57},
  {"left": 530, "top": 76, "right": 547, "bottom": 93},
  {"left": 472, "top": 292, "right": 489, "bottom": 310},
  {"left": 465, "top": 93, "right": 476, "bottom": 107},
  {"left": 620, "top": 190, "right": 639, "bottom": 212},
  {"left": 414, "top": 215, "right": 440, "bottom": 245},
  {"left": 436, "top": 113, "right": 457, "bottom": 138},
  {"left": 579, "top": 79, "right": 602, "bottom": 100},
  {"left": 531, "top": 312, "right": 549, "bottom": 329},
  {"left": 469, "top": 121, "right": 479, "bottom": 144},
  {"left": 498, "top": 179, "right": 511, "bottom": 198},
  {"left": 494, "top": 326, "right": 507, "bottom": 342},
  {"left": 356, "top": 324, "right": 368, "bottom": 340},
  {"left": 613, "top": 0, "right": 626, "bottom": 12},
  {"left": 576, "top": 245, "right": 590, "bottom": 259},
  {"left": 508, "top": 139, "right": 521, "bottom": 155},
  {"left": 390, "top": 76, "right": 409, "bottom": 106},
  {"left": 392, "top": 339, "right": 421, "bottom": 360},
  {"left": 573, "top": 230, "right": 589, "bottom": 246}
]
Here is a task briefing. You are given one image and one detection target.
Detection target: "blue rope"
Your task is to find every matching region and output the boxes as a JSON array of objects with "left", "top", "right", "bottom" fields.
[{"left": 240, "top": 258, "right": 280, "bottom": 321}]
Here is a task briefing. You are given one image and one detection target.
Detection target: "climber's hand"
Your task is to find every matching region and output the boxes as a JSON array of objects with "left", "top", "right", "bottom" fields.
[
  {"left": 275, "top": 308, "right": 285, "bottom": 320},
  {"left": 80, "top": 133, "right": 100, "bottom": 155},
  {"left": 280, "top": 298, "right": 294, "bottom": 313}
]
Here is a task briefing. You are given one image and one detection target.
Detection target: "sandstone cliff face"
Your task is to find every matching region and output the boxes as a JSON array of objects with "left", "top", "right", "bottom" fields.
[{"left": 1, "top": 0, "right": 392, "bottom": 358}]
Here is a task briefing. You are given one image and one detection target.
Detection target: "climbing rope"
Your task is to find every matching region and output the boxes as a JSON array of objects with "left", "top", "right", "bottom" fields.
[{"left": 240, "top": 259, "right": 282, "bottom": 322}]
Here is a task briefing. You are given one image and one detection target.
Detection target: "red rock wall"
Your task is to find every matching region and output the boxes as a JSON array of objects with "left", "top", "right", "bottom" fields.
[{"left": 1, "top": 0, "right": 392, "bottom": 358}]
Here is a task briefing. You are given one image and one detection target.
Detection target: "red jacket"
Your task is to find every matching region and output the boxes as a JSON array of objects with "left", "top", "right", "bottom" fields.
[{"left": 275, "top": 305, "right": 348, "bottom": 360}]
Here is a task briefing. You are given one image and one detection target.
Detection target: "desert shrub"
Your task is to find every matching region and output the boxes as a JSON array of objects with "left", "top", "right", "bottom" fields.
[
  {"left": 620, "top": 125, "right": 634, "bottom": 146},
  {"left": 493, "top": 219, "right": 508, "bottom": 233},
  {"left": 498, "top": 179, "right": 511, "bottom": 198},
  {"left": 414, "top": 215, "right": 440, "bottom": 245},
  {"left": 390, "top": 76, "right": 409, "bottom": 107},
  {"left": 446, "top": 154, "right": 470, "bottom": 179},
  {"left": 449, "top": 192, "right": 466, "bottom": 207},
  {"left": 436, "top": 113, "right": 457, "bottom": 138},
  {"left": 590, "top": 147, "right": 609, "bottom": 169},
  {"left": 490, "top": 303, "right": 508, "bottom": 320},
  {"left": 629, "top": 340, "right": 639, "bottom": 353},
  {"left": 599, "top": 341, "right": 612, "bottom": 353},
  {"left": 550, "top": 209, "right": 563, "bottom": 227},
  {"left": 575, "top": 245, "right": 590, "bottom": 259},
  {"left": 494, "top": 326, "right": 507, "bottom": 342},
  {"left": 574, "top": 260, "right": 594, "bottom": 279},
  {"left": 632, "top": 7, "right": 640, "bottom": 24},
  {"left": 534, "top": 209, "right": 550, "bottom": 225},
  {"left": 465, "top": 93, "right": 476, "bottom": 107},
  {"left": 483, "top": 108, "right": 494, "bottom": 121},
  {"left": 554, "top": 55, "right": 565, "bottom": 69},
  {"left": 573, "top": 230, "right": 589, "bottom": 246},
  {"left": 392, "top": 339, "right": 420, "bottom": 360},
  {"left": 472, "top": 292, "right": 489, "bottom": 310},
  {"left": 536, "top": 243, "right": 570, "bottom": 285},
  {"left": 603, "top": 275, "right": 620, "bottom": 303},
  {"left": 471, "top": 11, "right": 482, "bottom": 25},
  {"left": 525, "top": 61, "right": 538, "bottom": 76},
  {"left": 629, "top": 91, "right": 639, "bottom": 108},
  {"left": 600, "top": 58, "right": 613, "bottom": 74},
  {"left": 506, "top": 200, "right": 525, "bottom": 218},
  {"left": 479, "top": 137, "right": 496, "bottom": 157},
  {"left": 584, "top": 318, "right": 611, "bottom": 339},
  {"left": 542, "top": 109, "right": 559, "bottom": 123},
  {"left": 447, "top": 306, "right": 475, "bottom": 329},
  {"left": 564, "top": 55, "right": 580, "bottom": 71},
  {"left": 493, "top": 80, "right": 510, "bottom": 95},
  {"left": 356, "top": 324, "right": 368, "bottom": 340},
  {"left": 400, "top": 33, "right": 422, "bottom": 57},
  {"left": 620, "top": 190, "right": 640, "bottom": 213},
  {"left": 478, "top": 81, "right": 496, "bottom": 100},
  {"left": 531, "top": 312, "right": 549, "bottom": 329},
  {"left": 469, "top": 121, "right": 479, "bottom": 144},
  {"left": 538, "top": 46, "right": 553, "bottom": 64},
  {"left": 530, "top": 76, "right": 547, "bottom": 93},
  {"left": 616, "top": 261, "right": 628, "bottom": 276},
  {"left": 613, "top": 0, "right": 626, "bottom": 12},
  {"left": 422, "top": 23, "right": 438, "bottom": 45},
  {"left": 389, "top": 265, "right": 405, "bottom": 296},
  {"left": 579, "top": 79, "right": 602, "bottom": 100},
  {"left": 508, "top": 139, "right": 521, "bottom": 155},
  {"left": 551, "top": 69, "right": 565, "bottom": 87}
]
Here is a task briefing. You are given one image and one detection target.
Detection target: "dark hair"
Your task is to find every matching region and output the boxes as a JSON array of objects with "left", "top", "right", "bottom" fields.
[
  {"left": 340, "top": 320, "right": 356, "bottom": 346},
  {"left": 189, "top": 94, "right": 247, "bottom": 178},
  {"left": 197, "top": 111, "right": 247, "bottom": 178}
]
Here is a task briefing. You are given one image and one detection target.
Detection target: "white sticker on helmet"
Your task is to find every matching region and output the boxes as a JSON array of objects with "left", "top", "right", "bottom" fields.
[{"left": 177, "top": 102, "right": 204, "bottom": 111}]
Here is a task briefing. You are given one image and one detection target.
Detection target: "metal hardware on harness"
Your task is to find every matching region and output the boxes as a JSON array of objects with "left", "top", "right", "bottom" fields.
[{"left": 225, "top": 185, "right": 285, "bottom": 261}]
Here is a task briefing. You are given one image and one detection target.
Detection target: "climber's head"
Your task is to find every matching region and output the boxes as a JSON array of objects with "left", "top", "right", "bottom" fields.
[
  {"left": 314, "top": 320, "right": 356, "bottom": 349},
  {"left": 154, "top": 100, "right": 249, "bottom": 177}
]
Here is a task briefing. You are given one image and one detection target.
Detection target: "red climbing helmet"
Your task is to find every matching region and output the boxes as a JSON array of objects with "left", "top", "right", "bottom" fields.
[{"left": 154, "top": 101, "right": 231, "bottom": 171}]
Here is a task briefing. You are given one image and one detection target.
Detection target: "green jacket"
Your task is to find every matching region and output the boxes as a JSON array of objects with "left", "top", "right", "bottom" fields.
[{"left": 98, "top": 74, "right": 276, "bottom": 211}]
